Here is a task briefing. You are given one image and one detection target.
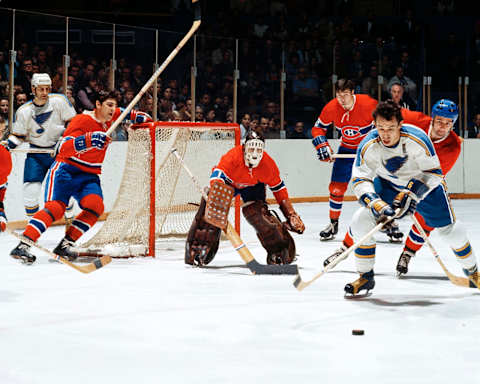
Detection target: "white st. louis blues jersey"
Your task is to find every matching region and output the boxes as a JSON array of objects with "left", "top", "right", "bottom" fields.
[
  {"left": 352, "top": 124, "right": 444, "bottom": 198},
  {"left": 12, "top": 93, "right": 76, "bottom": 148}
]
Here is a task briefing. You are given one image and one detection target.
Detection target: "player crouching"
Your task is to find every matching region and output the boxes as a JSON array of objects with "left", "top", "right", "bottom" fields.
[
  {"left": 185, "top": 130, "right": 305, "bottom": 266},
  {"left": 10, "top": 91, "right": 118, "bottom": 264},
  {"left": 344, "top": 100, "right": 478, "bottom": 296}
]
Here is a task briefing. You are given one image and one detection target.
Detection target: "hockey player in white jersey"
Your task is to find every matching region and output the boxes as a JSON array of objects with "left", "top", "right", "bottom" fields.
[
  {"left": 7, "top": 73, "right": 77, "bottom": 223},
  {"left": 344, "top": 100, "right": 478, "bottom": 296}
]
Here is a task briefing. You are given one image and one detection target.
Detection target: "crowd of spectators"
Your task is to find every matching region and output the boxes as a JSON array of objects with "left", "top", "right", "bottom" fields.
[{"left": 1, "top": 1, "right": 479, "bottom": 140}]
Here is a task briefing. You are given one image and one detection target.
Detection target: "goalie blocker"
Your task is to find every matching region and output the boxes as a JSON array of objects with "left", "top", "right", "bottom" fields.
[{"left": 186, "top": 130, "right": 305, "bottom": 266}]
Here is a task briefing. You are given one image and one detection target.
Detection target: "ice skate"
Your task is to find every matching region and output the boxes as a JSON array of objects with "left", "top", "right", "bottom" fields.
[
  {"left": 319, "top": 219, "right": 338, "bottom": 241},
  {"left": 53, "top": 237, "right": 78, "bottom": 261},
  {"left": 10, "top": 241, "right": 36, "bottom": 264},
  {"left": 323, "top": 245, "right": 347, "bottom": 268},
  {"left": 463, "top": 265, "right": 479, "bottom": 289},
  {"left": 396, "top": 247, "right": 416, "bottom": 277},
  {"left": 384, "top": 220, "right": 404, "bottom": 243},
  {"left": 344, "top": 270, "right": 375, "bottom": 298}
]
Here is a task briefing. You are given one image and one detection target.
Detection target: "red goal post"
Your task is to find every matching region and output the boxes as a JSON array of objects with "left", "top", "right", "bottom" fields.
[{"left": 79, "top": 121, "right": 241, "bottom": 258}]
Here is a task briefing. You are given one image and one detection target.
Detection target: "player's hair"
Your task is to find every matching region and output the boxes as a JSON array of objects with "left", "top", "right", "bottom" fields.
[
  {"left": 94, "top": 90, "right": 120, "bottom": 105},
  {"left": 373, "top": 99, "right": 403, "bottom": 123},
  {"left": 334, "top": 78, "right": 355, "bottom": 92}
]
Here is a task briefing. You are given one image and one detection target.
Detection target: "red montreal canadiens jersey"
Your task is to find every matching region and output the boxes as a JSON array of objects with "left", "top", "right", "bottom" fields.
[
  {"left": 210, "top": 146, "right": 289, "bottom": 203},
  {"left": 311, "top": 94, "right": 378, "bottom": 150},
  {"left": 401, "top": 109, "right": 462, "bottom": 175},
  {"left": 0, "top": 146, "right": 12, "bottom": 202},
  {"left": 56, "top": 111, "right": 110, "bottom": 174}
]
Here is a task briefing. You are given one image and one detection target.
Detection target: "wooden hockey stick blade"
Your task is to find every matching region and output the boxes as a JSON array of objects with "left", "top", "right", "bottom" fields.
[
  {"left": 331, "top": 154, "right": 356, "bottom": 159},
  {"left": 6, "top": 229, "right": 111, "bottom": 274},
  {"left": 106, "top": 0, "right": 201, "bottom": 137},
  {"left": 411, "top": 216, "right": 476, "bottom": 289},
  {"left": 293, "top": 219, "right": 393, "bottom": 291},
  {"left": 225, "top": 222, "right": 298, "bottom": 275}
]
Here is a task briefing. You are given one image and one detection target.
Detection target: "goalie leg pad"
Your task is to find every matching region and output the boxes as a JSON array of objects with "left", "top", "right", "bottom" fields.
[
  {"left": 185, "top": 197, "right": 221, "bottom": 266},
  {"left": 242, "top": 201, "right": 296, "bottom": 265}
]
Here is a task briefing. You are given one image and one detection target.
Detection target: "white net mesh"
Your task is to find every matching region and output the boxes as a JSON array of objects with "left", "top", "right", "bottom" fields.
[{"left": 79, "top": 122, "right": 238, "bottom": 257}]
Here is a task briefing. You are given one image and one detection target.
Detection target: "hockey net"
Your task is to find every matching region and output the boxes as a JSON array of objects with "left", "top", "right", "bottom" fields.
[{"left": 78, "top": 121, "right": 241, "bottom": 257}]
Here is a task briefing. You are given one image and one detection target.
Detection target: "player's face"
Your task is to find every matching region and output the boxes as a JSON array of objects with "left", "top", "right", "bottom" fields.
[
  {"left": 375, "top": 116, "right": 402, "bottom": 147},
  {"left": 97, "top": 98, "right": 117, "bottom": 123},
  {"left": 431, "top": 116, "right": 453, "bottom": 140},
  {"left": 32, "top": 85, "right": 51, "bottom": 105},
  {"left": 336, "top": 90, "right": 354, "bottom": 110}
]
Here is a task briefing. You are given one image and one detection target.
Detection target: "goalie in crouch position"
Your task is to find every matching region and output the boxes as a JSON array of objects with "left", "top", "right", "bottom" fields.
[{"left": 185, "top": 130, "right": 305, "bottom": 266}]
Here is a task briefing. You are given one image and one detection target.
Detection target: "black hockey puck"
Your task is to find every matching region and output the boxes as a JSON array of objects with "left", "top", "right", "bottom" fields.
[{"left": 352, "top": 329, "right": 364, "bottom": 335}]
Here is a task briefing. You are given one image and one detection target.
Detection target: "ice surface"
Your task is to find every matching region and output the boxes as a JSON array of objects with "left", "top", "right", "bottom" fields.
[{"left": 1, "top": 200, "right": 479, "bottom": 384}]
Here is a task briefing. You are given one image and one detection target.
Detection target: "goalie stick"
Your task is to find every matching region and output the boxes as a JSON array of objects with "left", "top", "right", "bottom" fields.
[
  {"left": 171, "top": 148, "right": 298, "bottom": 275},
  {"left": 411, "top": 215, "right": 478, "bottom": 289},
  {"left": 293, "top": 212, "right": 399, "bottom": 291},
  {"left": 6, "top": 228, "right": 111, "bottom": 274},
  {"left": 105, "top": 0, "right": 201, "bottom": 137}
]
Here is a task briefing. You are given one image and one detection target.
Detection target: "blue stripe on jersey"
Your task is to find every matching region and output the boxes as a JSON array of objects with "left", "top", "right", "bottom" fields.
[
  {"left": 315, "top": 117, "right": 331, "bottom": 130},
  {"left": 210, "top": 168, "right": 233, "bottom": 185},
  {"left": 400, "top": 124, "right": 436, "bottom": 156},
  {"left": 425, "top": 168, "right": 443, "bottom": 176},
  {"left": 270, "top": 180, "right": 285, "bottom": 193},
  {"left": 359, "top": 123, "right": 375, "bottom": 135},
  {"left": 68, "top": 157, "right": 102, "bottom": 169}
]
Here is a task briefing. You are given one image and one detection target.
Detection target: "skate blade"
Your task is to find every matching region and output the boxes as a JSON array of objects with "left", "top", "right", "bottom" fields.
[
  {"left": 11, "top": 255, "right": 35, "bottom": 265},
  {"left": 388, "top": 238, "right": 403, "bottom": 244},
  {"left": 344, "top": 290, "right": 372, "bottom": 299},
  {"left": 396, "top": 271, "right": 406, "bottom": 278}
]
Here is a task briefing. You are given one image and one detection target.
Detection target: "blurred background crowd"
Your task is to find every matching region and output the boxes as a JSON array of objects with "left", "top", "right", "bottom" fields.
[{"left": 2, "top": 0, "right": 480, "bottom": 140}]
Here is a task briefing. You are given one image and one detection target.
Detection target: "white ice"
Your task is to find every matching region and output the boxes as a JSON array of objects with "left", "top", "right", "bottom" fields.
[{"left": 1, "top": 200, "right": 479, "bottom": 384}]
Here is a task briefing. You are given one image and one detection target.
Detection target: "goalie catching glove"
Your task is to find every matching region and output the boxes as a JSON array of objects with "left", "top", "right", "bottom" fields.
[
  {"left": 360, "top": 192, "right": 396, "bottom": 223},
  {"left": 279, "top": 199, "right": 305, "bottom": 234},
  {"left": 393, "top": 178, "right": 428, "bottom": 219}
]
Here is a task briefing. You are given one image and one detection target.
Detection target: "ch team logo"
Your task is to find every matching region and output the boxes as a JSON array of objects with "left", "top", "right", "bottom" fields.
[{"left": 340, "top": 125, "right": 360, "bottom": 139}]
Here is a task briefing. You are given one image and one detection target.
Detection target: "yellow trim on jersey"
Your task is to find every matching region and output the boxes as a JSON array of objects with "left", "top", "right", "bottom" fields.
[
  {"left": 359, "top": 138, "right": 379, "bottom": 164},
  {"left": 400, "top": 133, "right": 433, "bottom": 156}
]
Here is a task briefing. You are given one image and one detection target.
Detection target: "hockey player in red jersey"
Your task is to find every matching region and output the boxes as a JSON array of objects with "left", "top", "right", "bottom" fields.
[
  {"left": 185, "top": 130, "right": 305, "bottom": 266},
  {"left": 311, "top": 79, "right": 403, "bottom": 242},
  {"left": 0, "top": 135, "right": 12, "bottom": 233},
  {"left": 10, "top": 90, "right": 118, "bottom": 264},
  {"left": 395, "top": 99, "right": 463, "bottom": 275}
]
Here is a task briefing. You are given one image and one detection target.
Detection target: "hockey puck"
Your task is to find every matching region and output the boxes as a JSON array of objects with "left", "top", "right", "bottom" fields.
[{"left": 352, "top": 329, "right": 364, "bottom": 336}]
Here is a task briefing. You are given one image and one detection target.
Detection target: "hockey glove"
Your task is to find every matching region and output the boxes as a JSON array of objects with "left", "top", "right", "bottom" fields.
[
  {"left": 393, "top": 179, "right": 428, "bottom": 219},
  {"left": 74, "top": 132, "right": 111, "bottom": 152},
  {"left": 312, "top": 135, "right": 332, "bottom": 162},
  {"left": 280, "top": 199, "right": 305, "bottom": 234},
  {"left": 360, "top": 192, "right": 396, "bottom": 223},
  {"left": 0, "top": 202, "right": 7, "bottom": 232}
]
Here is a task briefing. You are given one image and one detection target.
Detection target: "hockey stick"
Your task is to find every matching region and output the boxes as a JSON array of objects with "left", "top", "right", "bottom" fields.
[
  {"left": 293, "top": 213, "right": 398, "bottom": 291},
  {"left": 105, "top": 0, "right": 201, "bottom": 137},
  {"left": 171, "top": 148, "right": 298, "bottom": 275},
  {"left": 6, "top": 228, "right": 111, "bottom": 274},
  {"left": 411, "top": 215, "right": 477, "bottom": 288},
  {"left": 331, "top": 154, "right": 356, "bottom": 159},
  {"left": 11, "top": 148, "right": 54, "bottom": 154}
]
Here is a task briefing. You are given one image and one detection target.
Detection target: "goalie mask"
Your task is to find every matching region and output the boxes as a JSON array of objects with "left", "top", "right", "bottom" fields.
[{"left": 243, "top": 130, "right": 265, "bottom": 168}]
